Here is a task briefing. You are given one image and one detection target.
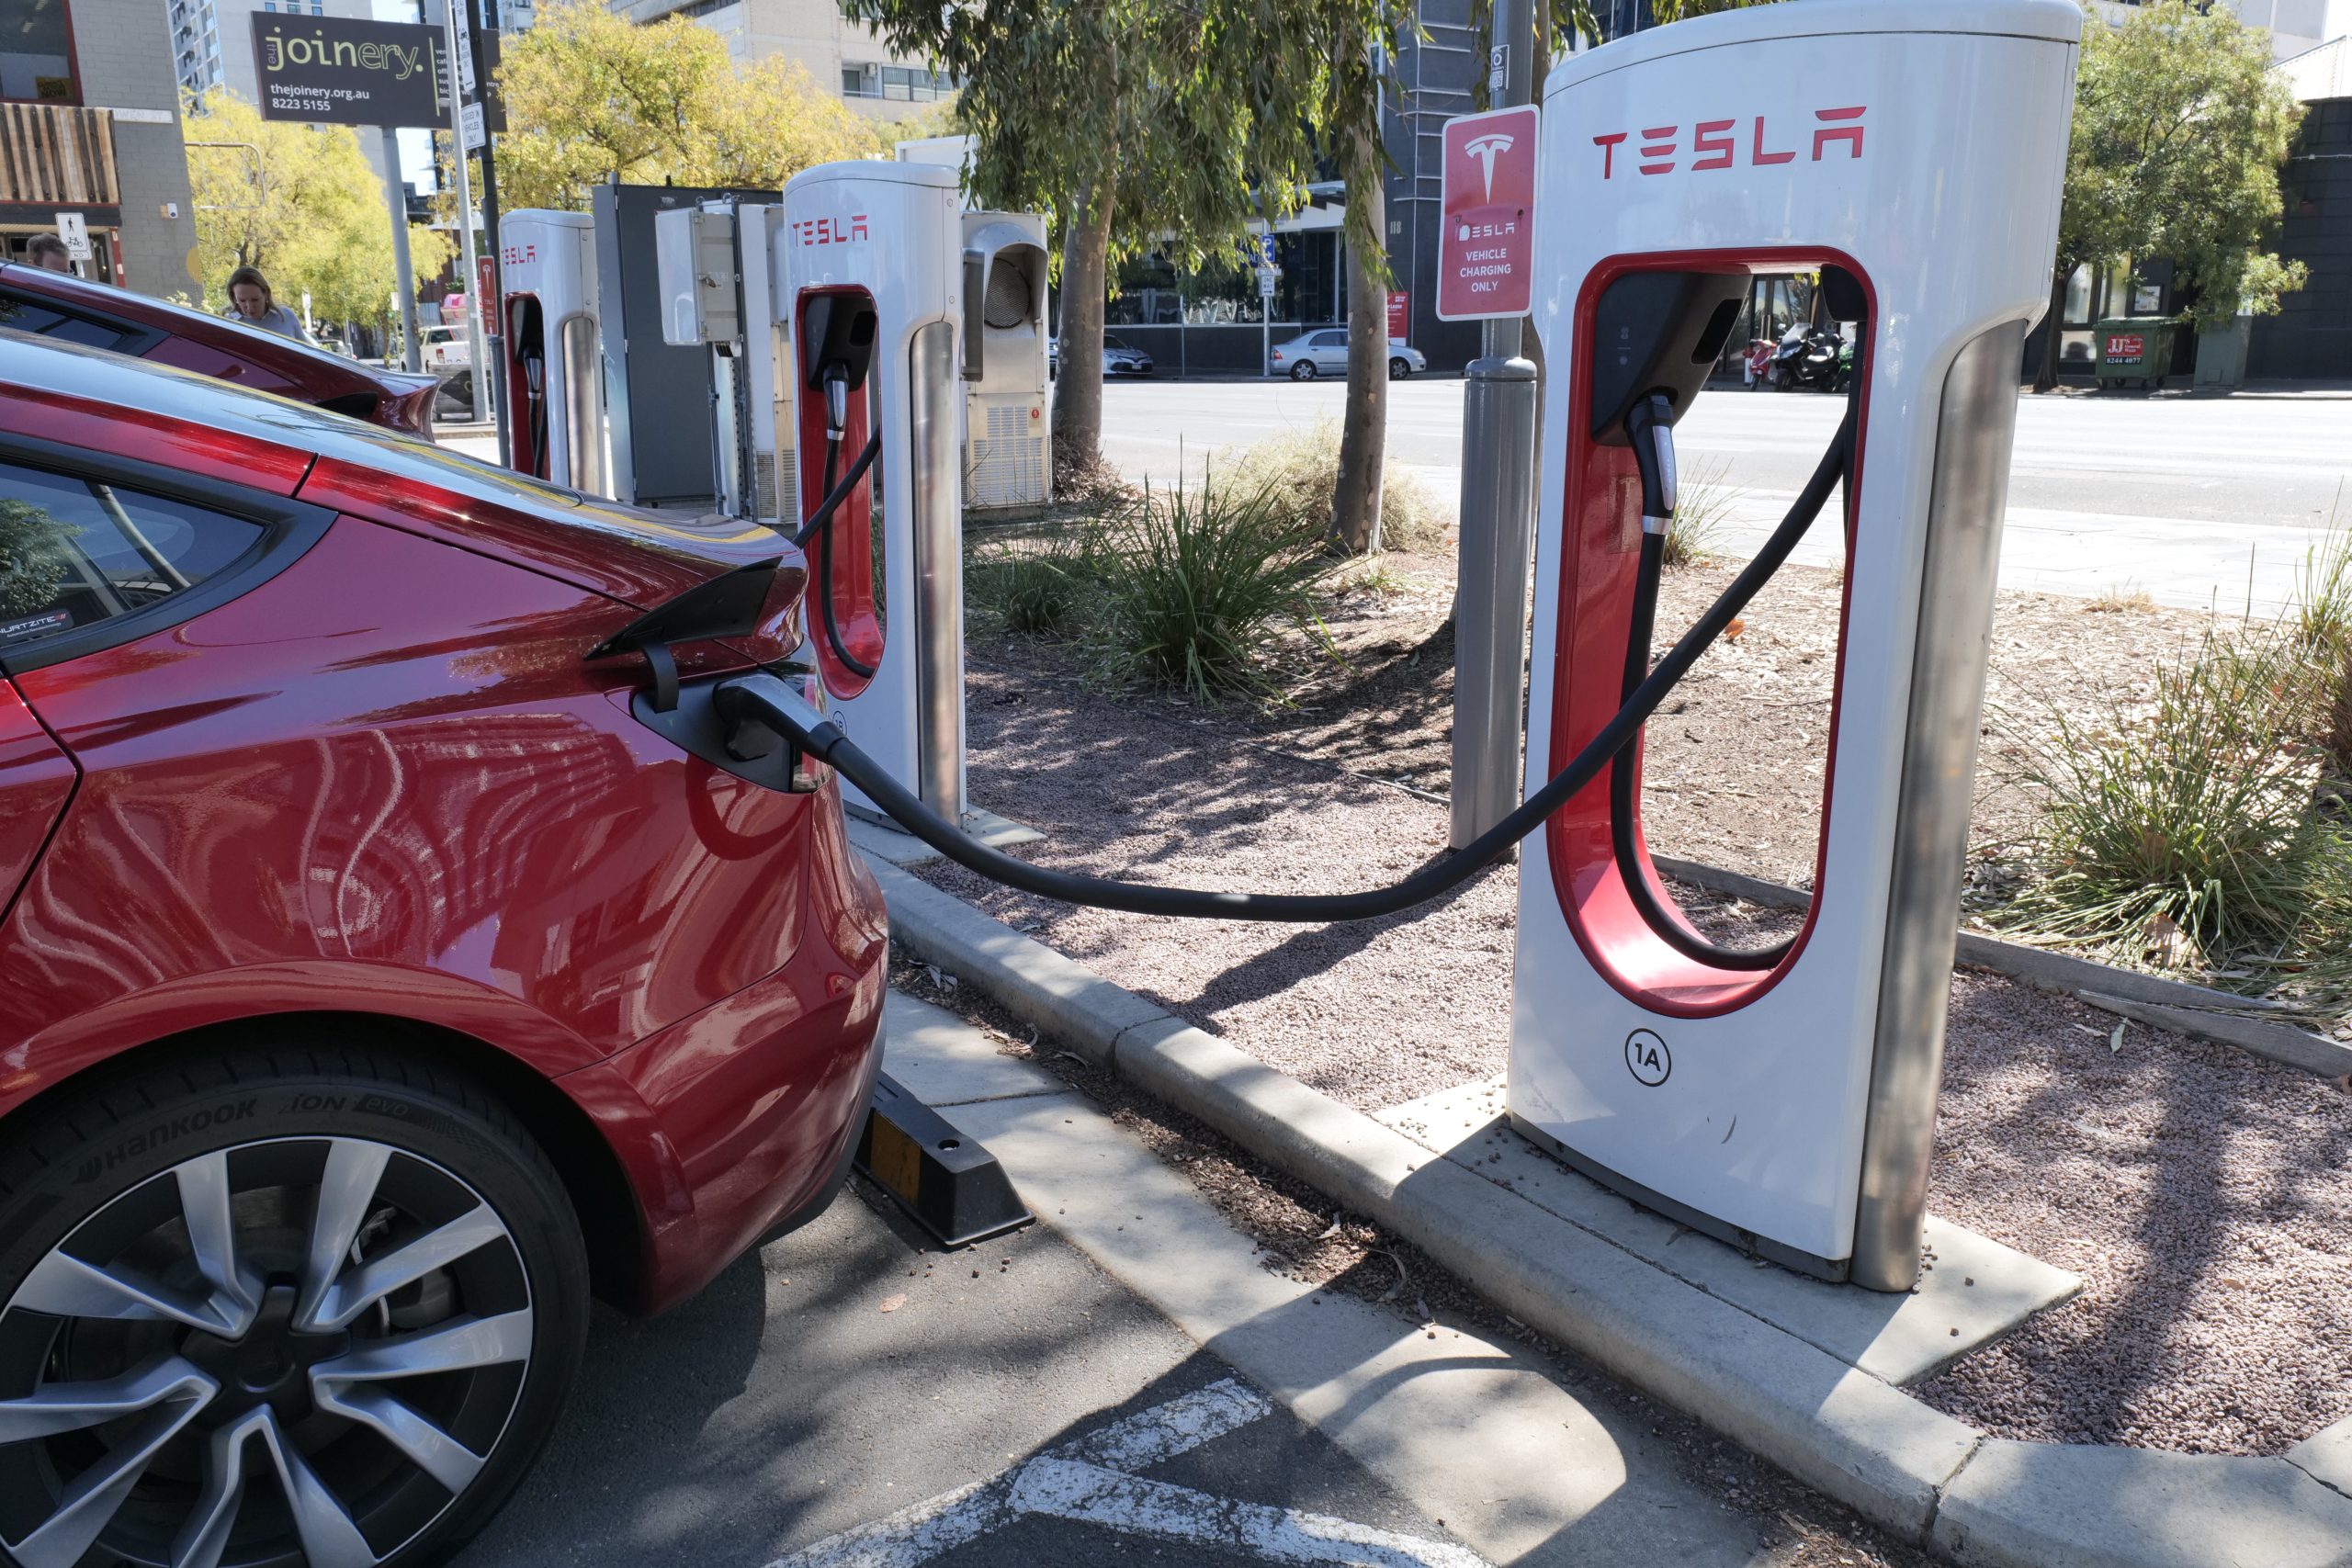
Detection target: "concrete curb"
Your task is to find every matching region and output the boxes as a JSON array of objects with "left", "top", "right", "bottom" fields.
[
  {"left": 866, "top": 854, "right": 2352, "bottom": 1566},
  {"left": 1650, "top": 853, "right": 2351, "bottom": 1077}
]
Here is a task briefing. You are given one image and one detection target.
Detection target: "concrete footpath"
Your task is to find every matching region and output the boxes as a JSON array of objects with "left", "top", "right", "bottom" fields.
[{"left": 865, "top": 853, "right": 2352, "bottom": 1568}]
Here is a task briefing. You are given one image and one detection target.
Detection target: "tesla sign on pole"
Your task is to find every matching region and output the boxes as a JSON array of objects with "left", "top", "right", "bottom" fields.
[{"left": 1436, "top": 105, "right": 1539, "bottom": 321}]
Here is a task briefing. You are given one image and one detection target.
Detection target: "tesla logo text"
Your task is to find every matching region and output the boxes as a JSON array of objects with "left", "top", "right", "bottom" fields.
[
  {"left": 1464, "top": 131, "right": 1515, "bottom": 199},
  {"left": 1593, "top": 107, "right": 1865, "bottom": 178},
  {"left": 501, "top": 243, "right": 538, "bottom": 266},
  {"left": 790, "top": 215, "right": 870, "bottom": 247}
]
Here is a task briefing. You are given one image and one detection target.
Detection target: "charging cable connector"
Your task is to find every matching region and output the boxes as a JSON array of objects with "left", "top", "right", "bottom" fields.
[{"left": 1625, "top": 391, "right": 1678, "bottom": 537}]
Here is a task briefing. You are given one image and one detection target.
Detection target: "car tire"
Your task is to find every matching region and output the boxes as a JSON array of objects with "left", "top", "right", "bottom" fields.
[
  {"left": 1388, "top": 357, "right": 1409, "bottom": 380},
  {"left": 0, "top": 1036, "right": 590, "bottom": 1568},
  {"left": 1290, "top": 361, "right": 1317, "bottom": 380}
]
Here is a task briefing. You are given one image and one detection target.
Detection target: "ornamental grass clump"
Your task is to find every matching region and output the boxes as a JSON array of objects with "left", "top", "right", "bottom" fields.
[
  {"left": 1221, "top": 420, "right": 1452, "bottom": 553},
  {"left": 1090, "top": 468, "right": 1334, "bottom": 704},
  {"left": 1662, "top": 455, "right": 1737, "bottom": 569},
  {"left": 1998, "top": 635, "right": 2324, "bottom": 976},
  {"left": 966, "top": 524, "right": 1100, "bottom": 641}
]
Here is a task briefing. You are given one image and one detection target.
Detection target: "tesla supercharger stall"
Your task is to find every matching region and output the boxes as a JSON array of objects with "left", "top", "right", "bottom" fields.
[
  {"left": 1509, "top": 0, "right": 2079, "bottom": 1292},
  {"left": 500, "top": 210, "right": 608, "bottom": 496},
  {"left": 961, "top": 211, "right": 1052, "bottom": 514},
  {"left": 652, "top": 199, "right": 797, "bottom": 525},
  {"left": 778, "top": 161, "right": 968, "bottom": 824}
]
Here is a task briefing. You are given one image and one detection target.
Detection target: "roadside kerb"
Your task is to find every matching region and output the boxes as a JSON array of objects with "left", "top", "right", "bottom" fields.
[{"left": 865, "top": 853, "right": 2352, "bottom": 1565}]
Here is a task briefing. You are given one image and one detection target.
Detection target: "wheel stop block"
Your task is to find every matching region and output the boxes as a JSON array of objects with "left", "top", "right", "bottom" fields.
[{"left": 854, "top": 1072, "right": 1035, "bottom": 1249}]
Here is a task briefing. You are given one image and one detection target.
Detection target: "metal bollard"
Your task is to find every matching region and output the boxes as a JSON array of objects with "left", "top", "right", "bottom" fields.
[{"left": 1451, "top": 355, "right": 1540, "bottom": 852}]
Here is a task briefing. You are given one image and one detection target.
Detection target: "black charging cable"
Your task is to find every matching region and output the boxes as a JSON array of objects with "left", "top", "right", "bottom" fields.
[
  {"left": 1611, "top": 391, "right": 1810, "bottom": 970},
  {"left": 800, "top": 373, "right": 883, "bottom": 681},
  {"left": 715, "top": 404, "right": 1857, "bottom": 924}
]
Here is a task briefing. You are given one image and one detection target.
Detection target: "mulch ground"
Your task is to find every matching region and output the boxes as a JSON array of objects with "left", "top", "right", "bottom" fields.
[{"left": 915, "top": 549, "right": 2352, "bottom": 1457}]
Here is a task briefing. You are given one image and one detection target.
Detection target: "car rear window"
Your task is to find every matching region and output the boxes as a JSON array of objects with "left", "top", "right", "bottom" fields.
[
  {"left": 0, "top": 290, "right": 145, "bottom": 355},
  {"left": 0, "top": 461, "right": 264, "bottom": 649}
]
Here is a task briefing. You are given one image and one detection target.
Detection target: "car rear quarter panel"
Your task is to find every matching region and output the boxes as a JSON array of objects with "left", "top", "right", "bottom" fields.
[{"left": 0, "top": 515, "right": 841, "bottom": 1110}]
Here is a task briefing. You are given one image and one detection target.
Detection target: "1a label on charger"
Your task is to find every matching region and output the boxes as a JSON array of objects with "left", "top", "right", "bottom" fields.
[{"left": 1624, "top": 1029, "right": 1670, "bottom": 1086}]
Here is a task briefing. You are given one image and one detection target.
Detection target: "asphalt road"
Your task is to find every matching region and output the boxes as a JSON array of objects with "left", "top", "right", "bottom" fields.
[
  {"left": 454, "top": 1183, "right": 1474, "bottom": 1568},
  {"left": 1096, "top": 378, "right": 2352, "bottom": 614}
]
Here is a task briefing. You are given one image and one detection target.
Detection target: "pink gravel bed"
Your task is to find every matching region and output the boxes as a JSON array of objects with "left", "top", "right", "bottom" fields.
[{"left": 922, "top": 652, "right": 2352, "bottom": 1456}]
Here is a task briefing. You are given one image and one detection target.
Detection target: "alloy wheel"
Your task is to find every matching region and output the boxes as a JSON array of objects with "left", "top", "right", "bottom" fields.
[{"left": 0, "top": 1137, "right": 535, "bottom": 1568}]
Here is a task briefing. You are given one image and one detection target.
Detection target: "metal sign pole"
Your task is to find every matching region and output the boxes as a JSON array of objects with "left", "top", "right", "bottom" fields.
[
  {"left": 1447, "top": 0, "right": 1542, "bottom": 850},
  {"left": 442, "top": 0, "right": 490, "bottom": 423},
  {"left": 384, "top": 127, "right": 421, "bottom": 373}
]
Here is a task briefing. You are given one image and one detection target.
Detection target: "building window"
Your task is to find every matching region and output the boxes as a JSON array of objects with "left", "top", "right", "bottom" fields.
[
  {"left": 0, "top": 0, "right": 75, "bottom": 103},
  {"left": 841, "top": 62, "right": 955, "bottom": 101}
]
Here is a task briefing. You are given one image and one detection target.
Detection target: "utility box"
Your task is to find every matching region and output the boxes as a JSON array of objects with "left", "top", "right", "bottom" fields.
[
  {"left": 961, "top": 211, "right": 1052, "bottom": 513},
  {"left": 2094, "top": 317, "right": 2175, "bottom": 389},
  {"left": 653, "top": 205, "right": 742, "bottom": 346},
  {"left": 590, "top": 182, "right": 777, "bottom": 507}
]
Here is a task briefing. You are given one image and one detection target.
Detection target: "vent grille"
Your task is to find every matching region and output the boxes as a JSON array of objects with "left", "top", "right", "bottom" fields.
[{"left": 968, "top": 398, "right": 1048, "bottom": 509}]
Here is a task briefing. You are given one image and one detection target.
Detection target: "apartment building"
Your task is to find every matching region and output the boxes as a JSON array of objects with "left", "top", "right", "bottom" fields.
[
  {"left": 0, "top": 0, "right": 198, "bottom": 295},
  {"left": 608, "top": 0, "right": 946, "bottom": 114}
]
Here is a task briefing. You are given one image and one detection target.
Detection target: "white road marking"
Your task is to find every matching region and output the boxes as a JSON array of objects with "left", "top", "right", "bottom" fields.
[
  {"left": 766, "top": 1377, "right": 1490, "bottom": 1568},
  {"left": 1009, "top": 1458, "right": 1491, "bottom": 1568}
]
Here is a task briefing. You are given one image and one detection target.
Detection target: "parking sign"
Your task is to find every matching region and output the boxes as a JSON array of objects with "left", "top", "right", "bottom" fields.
[{"left": 1436, "top": 106, "right": 1538, "bottom": 321}]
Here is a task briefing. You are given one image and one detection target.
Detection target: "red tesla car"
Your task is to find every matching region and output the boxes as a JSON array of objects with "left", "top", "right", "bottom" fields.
[
  {"left": 0, "top": 331, "right": 888, "bottom": 1567},
  {"left": 0, "top": 264, "right": 439, "bottom": 438}
]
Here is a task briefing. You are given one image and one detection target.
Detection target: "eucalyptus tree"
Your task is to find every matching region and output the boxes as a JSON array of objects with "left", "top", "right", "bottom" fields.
[{"left": 842, "top": 0, "right": 1261, "bottom": 484}]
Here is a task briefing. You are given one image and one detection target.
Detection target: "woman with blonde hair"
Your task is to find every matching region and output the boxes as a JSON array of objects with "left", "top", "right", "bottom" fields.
[{"left": 222, "top": 265, "right": 313, "bottom": 344}]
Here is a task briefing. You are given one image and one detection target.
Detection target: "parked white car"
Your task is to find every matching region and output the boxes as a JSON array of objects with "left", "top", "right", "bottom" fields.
[
  {"left": 1269, "top": 330, "right": 1426, "bottom": 380},
  {"left": 420, "top": 321, "right": 471, "bottom": 374}
]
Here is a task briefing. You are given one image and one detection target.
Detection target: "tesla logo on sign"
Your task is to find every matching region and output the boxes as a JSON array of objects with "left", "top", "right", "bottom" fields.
[
  {"left": 790, "top": 214, "right": 870, "bottom": 247},
  {"left": 1592, "top": 107, "right": 1866, "bottom": 178},
  {"left": 1464, "top": 131, "right": 1514, "bottom": 199},
  {"left": 1437, "top": 105, "right": 1538, "bottom": 321},
  {"left": 501, "top": 243, "right": 537, "bottom": 266}
]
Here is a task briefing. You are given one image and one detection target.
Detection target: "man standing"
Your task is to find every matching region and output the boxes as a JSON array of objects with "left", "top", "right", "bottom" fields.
[
  {"left": 223, "top": 265, "right": 313, "bottom": 343},
  {"left": 24, "top": 235, "right": 73, "bottom": 274}
]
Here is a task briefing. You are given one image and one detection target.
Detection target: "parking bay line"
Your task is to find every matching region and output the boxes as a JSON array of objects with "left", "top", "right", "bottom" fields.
[{"left": 767, "top": 1378, "right": 1487, "bottom": 1568}]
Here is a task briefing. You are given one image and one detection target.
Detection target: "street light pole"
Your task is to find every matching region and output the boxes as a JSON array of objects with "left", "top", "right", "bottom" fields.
[{"left": 441, "top": 0, "right": 489, "bottom": 425}]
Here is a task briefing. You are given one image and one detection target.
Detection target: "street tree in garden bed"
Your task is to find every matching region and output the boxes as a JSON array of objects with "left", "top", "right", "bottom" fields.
[
  {"left": 2034, "top": 0, "right": 2303, "bottom": 392},
  {"left": 842, "top": 0, "right": 1262, "bottom": 490},
  {"left": 492, "top": 0, "right": 882, "bottom": 212}
]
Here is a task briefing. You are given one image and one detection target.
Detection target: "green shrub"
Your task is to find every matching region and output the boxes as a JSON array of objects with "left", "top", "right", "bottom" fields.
[
  {"left": 1998, "top": 634, "right": 2324, "bottom": 974},
  {"left": 1220, "top": 420, "right": 1453, "bottom": 553},
  {"left": 1663, "top": 455, "right": 1736, "bottom": 569},
  {"left": 1091, "top": 469, "right": 1333, "bottom": 704},
  {"left": 967, "top": 525, "right": 1098, "bottom": 640},
  {"left": 2290, "top": 527, "right": 2352, "bottom": 777}
]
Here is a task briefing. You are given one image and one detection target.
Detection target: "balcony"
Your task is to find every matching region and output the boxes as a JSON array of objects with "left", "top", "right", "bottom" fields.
[{"left": 0, "top": 103, "right": 120, "bottom": 208}]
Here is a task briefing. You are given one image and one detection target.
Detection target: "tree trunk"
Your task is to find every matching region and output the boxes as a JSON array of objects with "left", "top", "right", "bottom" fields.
[
  {"left": 2032, "top": 262, "right": 2070, "bottom": 393},
  {"left": 1330, "top": 125, "right": 1388, "bottom": 556},
  {"left": 1054, "top": 169, "right": 1117, "bottom": 483}
]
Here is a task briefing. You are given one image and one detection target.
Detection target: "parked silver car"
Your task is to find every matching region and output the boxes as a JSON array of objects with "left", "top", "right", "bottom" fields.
[{"left": 1269, "top": 330, "right": 1427, "bottom": 380}]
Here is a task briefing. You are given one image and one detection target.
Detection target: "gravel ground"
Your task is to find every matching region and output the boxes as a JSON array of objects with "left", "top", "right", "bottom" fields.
[
  {"left": 1252, "top": 552, "right": 2219, "bottom": 893},
  {"left": 1917, "top": 972, "right": 2352, "bottom": 1455},
  {"left": 919, "top": 575, "right": 2352, "bottom": 1455},
  {"left": 890, "top": 953, "right": 1939, "bottom": 1567}
]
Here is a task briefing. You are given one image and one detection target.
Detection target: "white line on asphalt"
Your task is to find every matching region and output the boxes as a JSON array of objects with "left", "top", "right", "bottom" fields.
[
  {"left": 766, "top": 1377, "right": 1490, "bottom": 1568},
  {"left": 1009, "top": 1458, "right": 1492, "bottom": 1568}
]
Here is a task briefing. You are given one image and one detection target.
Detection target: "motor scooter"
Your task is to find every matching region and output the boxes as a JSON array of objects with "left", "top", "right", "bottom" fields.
[{"left": 1769, "top": 321, "right": 1847, "bottom": 392}]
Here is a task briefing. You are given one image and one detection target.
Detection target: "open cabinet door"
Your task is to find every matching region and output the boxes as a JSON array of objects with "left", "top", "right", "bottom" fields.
[{"left": 0, "top": 679, "right": 74, "bottom": 916}]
